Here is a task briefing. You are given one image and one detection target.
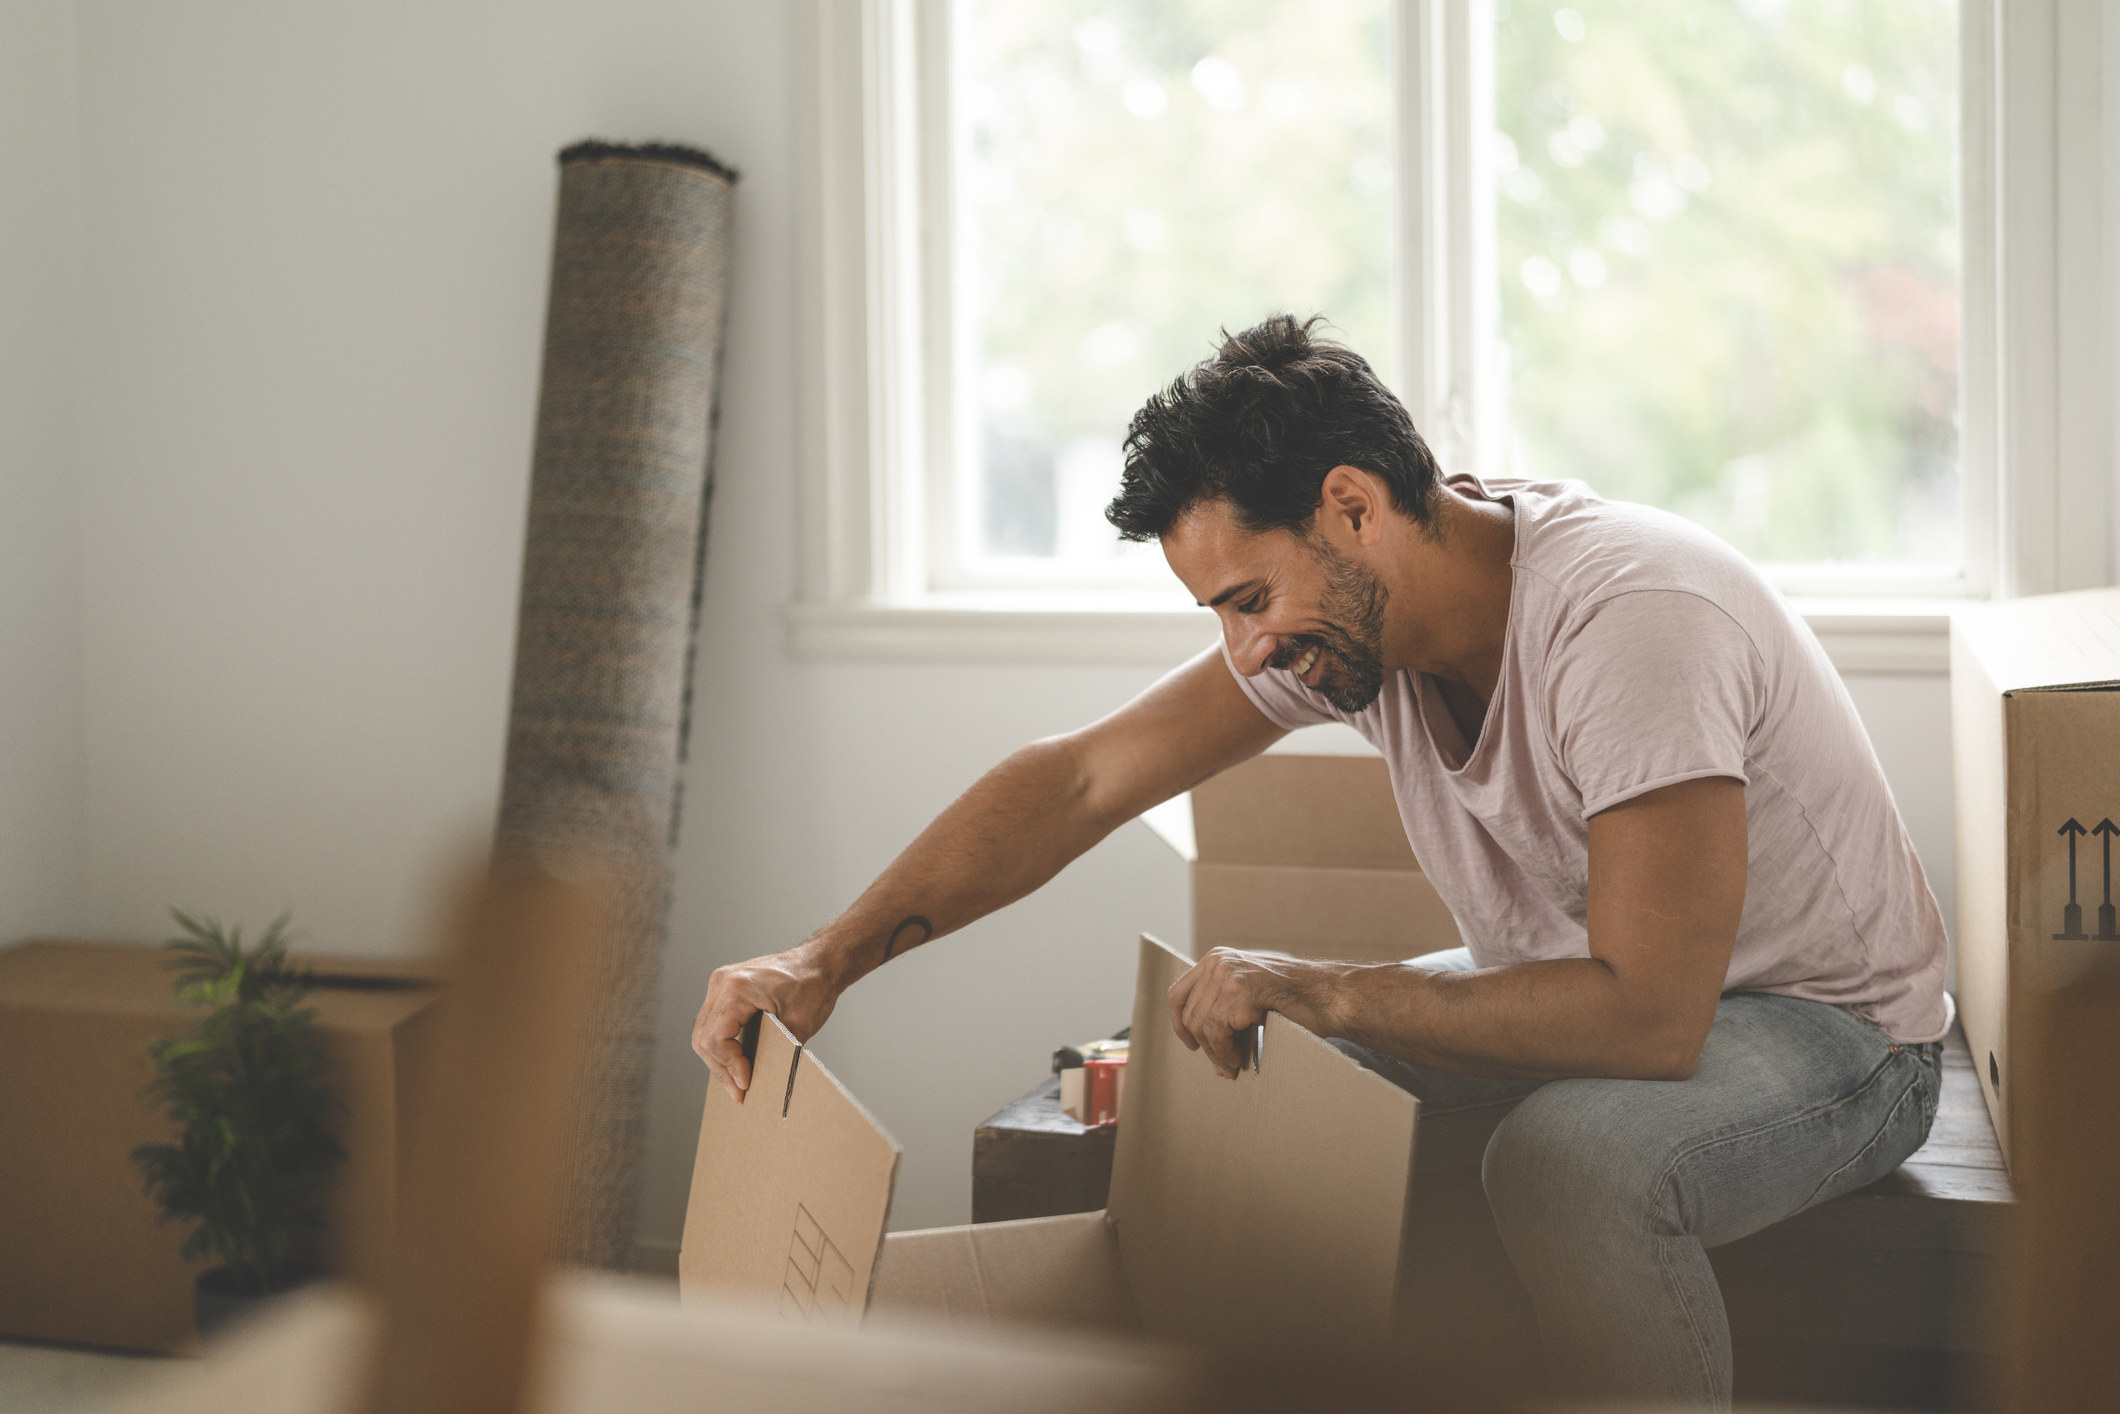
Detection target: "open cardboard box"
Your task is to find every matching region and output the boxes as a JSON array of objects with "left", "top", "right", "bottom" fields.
[
  {"left": 682, "top": 934, "right": 1429, "bottom": 1358},
  {"left": 1142, "top": 750, "right": 1461, "bottom": 963},
  {"left": 1950, "top": 586, "right": 2120, "bottom": 1167}
]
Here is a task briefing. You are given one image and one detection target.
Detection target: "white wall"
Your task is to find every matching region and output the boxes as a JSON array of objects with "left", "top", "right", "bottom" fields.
[
  {"left": 0, "top": 0, "right": 86, "bottom": 939},
  {"left": 20, "top": 0, "right": 2106, "bottom": 1252},
  {"left": 56, "top": 0, "right": 1186, "bottom": 1242}
]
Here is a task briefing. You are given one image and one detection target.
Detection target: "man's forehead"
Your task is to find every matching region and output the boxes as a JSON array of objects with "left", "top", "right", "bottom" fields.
[
  {"left": 1167, "top": 498, "right": 1284, "bottom": 552},
  {"left": 1164, "top": 501, "right": 1305, "bottom": 600}
]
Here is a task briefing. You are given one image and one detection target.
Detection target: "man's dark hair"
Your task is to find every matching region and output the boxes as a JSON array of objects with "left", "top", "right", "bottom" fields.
[{"left": 1105, "top": 314, "right": 1442, "bottom": 541}]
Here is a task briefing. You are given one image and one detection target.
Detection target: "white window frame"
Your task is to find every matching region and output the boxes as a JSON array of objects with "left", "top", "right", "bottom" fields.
[{"left": 788, "top": 0, "right": 2112, "bottom": 671}]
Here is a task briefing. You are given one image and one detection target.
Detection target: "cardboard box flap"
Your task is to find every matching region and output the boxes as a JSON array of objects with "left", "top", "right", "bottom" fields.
[
  {"left": 1184, "top": 754, "right": 1417, "bottom": 871},
  {"left": 1107, "top": 935, "right": 1419, "bottom": 1353},
  {"left": 680, "top": 1016, "right": 901, "bottom": 1325},
  {"left": 870, "top": 1209, "right": 1138, "bottom": 1333},
  {"left": 1954, "top": 588, "right": 2120, "bottom": 694}
]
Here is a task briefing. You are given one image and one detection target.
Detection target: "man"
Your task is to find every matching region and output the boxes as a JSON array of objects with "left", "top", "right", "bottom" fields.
[{"left": 693, "top": 315, "right": 1950, "bottom": 1407}]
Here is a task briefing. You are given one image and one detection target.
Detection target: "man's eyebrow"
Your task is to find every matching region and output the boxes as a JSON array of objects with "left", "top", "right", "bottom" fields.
[{"left": 1200, "top": 580, "right": 1262, "bottom": 609}]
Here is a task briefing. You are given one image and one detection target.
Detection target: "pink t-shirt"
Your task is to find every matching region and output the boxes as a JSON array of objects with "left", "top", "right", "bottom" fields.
[{"left": 1227, "top": 475, "right": 1952, "bottom": 1043}]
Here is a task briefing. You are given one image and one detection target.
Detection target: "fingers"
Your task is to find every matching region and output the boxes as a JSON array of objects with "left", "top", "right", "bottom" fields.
[
  {"left": 705, "top": 1025, "right": 752, "bottom": 1103},
  {"left": 1184, "top": 981, "right": 1246, "bottom": 1080},
  {"left": 693, "top": 969, "right": 758, "bottom": 1103},
  {"left": 1173, "top": 950, "right": 1259, "bottom": 1081},
  {"left": 1167, "top": 964, "right": 1201, "bottom": 1052},
  {"left": 1201, "top": 1027, "right": 1246, "bottom": 1080}
]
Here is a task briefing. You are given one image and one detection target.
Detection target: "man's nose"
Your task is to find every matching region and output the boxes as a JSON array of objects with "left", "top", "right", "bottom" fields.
[{"left": 1223, "top": 618, "right": 1277, "bottom": 677}]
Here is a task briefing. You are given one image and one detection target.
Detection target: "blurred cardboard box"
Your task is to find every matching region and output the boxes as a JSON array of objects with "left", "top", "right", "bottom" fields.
[
  {"left": 1142, "top": 751, "right": 1461, "bottom": 963},
  {"left": 88, "top": 1275, "right": 1208, "bottom": 1414},
  {"left": 0, "top": 940, "right": 444, "bottom": 1353},
  {"left": 679, "top": 934, "right": 1432, "bottom": 1359},
  {"left": 1950, "top": 587, "right": 2120, "bottom": 1167}
]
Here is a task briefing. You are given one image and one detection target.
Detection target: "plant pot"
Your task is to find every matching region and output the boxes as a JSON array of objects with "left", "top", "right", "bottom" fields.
[{"left": 192, "top": 1265, "right": 313, "bottom": 1345}]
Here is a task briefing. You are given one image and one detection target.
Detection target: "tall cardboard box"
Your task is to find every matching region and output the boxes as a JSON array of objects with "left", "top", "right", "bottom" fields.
[
  {"left": 1141, "top": 751, "right": 1462, "bottom": 963},
  {"left": 0, "top": 941, "right": 445, "bottom": 1353},
  {"left": 1950, "top": 587, "right": 2120, "bottom": 1168},
  {"left": 682, "top": 934, "right": 1428, "bottom": 1357}
]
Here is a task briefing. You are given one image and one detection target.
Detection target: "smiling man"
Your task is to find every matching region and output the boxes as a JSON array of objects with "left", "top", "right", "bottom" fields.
[{"left": 693, "top": 315, "right": 1951, "bottom": 1407}]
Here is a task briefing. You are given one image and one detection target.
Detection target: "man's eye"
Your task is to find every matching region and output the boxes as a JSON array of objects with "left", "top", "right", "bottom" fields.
[{"left": 1240, "top": 596, "right": 1266, "bottom": 614}]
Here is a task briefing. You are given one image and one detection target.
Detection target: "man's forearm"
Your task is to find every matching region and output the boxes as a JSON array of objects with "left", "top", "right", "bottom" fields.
[
  {"left": 800, "top": 736, "right": 1119, "bottom": 989},
  {"left": 1311, "top": 956, "right": 1713, "bottom": 1083}
]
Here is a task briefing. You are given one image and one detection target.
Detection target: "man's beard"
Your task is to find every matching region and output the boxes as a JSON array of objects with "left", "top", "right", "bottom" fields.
[{"left": 1272, "top": 539, "right": 1390, "bottom": 713}]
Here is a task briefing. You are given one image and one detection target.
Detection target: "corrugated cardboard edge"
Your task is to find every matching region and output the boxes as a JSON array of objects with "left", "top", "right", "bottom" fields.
[{"left": 1108, "top": 934, "right": 1420, "bottom": 1354}]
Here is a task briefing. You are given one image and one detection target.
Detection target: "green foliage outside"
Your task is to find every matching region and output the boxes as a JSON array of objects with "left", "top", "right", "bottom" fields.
[
  {"left": 132, "top": 911, "right": 342, "bottom": 1297},
  {"left": 961, "top": 0, "right": 1958, "bottom": 570},
  {"left": 1495, "top": 0, "right": 1960, "bottom": 565},
  {"left": 961, "top": 0, "right": 1391, "bottom": 563}
]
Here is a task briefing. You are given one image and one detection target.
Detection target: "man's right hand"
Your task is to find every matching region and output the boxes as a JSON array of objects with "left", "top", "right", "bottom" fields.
[{"left": 692, "top": 944, "right": 845, "bottom": 1102}]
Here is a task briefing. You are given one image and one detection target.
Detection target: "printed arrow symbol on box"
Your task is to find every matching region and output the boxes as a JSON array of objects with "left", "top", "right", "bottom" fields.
[
  {"left": 2059, "top": 819, "right": 2086, "bottom": 905},
  {"left": 2096, "top": 819, "right": 2118, "bottom": 908}
]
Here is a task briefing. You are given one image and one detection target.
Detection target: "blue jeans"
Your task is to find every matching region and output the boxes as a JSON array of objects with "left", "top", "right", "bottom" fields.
[{"left": 1331, "top": 948, "right": 1942, "bottom": 1409}]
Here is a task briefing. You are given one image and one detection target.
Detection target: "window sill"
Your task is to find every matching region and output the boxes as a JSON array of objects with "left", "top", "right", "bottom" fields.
[{"left": 786, "top": 596, "right": 1956, "bottom": 673}]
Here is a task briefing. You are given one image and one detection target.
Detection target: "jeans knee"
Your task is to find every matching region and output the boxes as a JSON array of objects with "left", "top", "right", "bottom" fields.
[{"left": 1482, "top": 1087, "right": 1671, "bottom": 1242}]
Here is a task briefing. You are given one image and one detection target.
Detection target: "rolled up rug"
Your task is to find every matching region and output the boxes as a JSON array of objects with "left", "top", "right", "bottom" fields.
[{"left": 495, "top": 139, "right": 736, "bottom": 1268}]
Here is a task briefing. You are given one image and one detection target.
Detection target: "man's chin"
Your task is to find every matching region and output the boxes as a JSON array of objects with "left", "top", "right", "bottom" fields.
[{"left": 1316, "top": 667, "right": 1385, "bottom": 714}]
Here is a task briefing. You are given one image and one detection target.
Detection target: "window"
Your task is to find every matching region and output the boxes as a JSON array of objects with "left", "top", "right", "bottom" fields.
[
  {"left": 947, "top": 3, "right": 1394, "bottom": 591},
  {"left": 1493, "top": 2, "right": 1962, "bottom": 577},
  {"left": 791, "top": 0, "right": 2109, "bottom": 666}
]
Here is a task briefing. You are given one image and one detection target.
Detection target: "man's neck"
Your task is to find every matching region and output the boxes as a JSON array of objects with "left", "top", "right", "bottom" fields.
[{"left": 1381, "top": 483, "right": 1516, "bottom": 705}]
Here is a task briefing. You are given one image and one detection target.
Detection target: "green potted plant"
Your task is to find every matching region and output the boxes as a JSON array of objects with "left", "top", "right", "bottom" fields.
[{"left": 132, "top": 910, "right": 343, "bottom": 1341}]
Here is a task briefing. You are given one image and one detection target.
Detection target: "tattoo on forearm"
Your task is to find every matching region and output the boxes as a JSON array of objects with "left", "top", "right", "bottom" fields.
[{"left": 883, "top": 915, "right": 933, "bottom": 962}]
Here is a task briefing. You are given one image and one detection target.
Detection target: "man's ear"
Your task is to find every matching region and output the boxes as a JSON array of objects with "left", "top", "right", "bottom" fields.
[{"left": 1316, "top": 465, "right": 1387, "bottom": 546}]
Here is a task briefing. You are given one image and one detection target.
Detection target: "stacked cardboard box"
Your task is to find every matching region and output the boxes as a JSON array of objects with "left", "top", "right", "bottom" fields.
[
  {"left": 1950, "top": 587, "right": 2120, "bottom": 1167},
  {"left": 0, "top": 941, "right": 444, "bottom": 1352},
  {"left": 1142, "top": 750, "right": 1461, "bottom": 962}
]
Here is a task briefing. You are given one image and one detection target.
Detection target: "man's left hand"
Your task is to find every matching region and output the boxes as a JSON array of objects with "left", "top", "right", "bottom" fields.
[{"left": 1167, "top": 947, "right": 1346, "bottom": 1079}]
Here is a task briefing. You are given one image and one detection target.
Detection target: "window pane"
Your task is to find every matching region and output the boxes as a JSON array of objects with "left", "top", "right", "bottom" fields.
[
  {"left": 1493, "top": 1, "right": 1960, "bottom": 567},
  {"left": 956, "top": 0, "right": 1392, "bottom": 575}
]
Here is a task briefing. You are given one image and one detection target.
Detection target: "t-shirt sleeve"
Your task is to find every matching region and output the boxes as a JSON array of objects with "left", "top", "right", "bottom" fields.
[
  {"left": 1219, "top": 637, "right": 1340, "bottom": 732},
  {"left": 1548, "top": 591, "right": 1759, "bottom": 818}
]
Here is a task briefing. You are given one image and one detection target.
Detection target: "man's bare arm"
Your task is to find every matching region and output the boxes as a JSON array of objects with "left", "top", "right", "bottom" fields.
[
  {"left": 1169, "top": 775, "right": 1747, "bottom": 1082},
  {"left": 693, "top": 644, "right": 1285, "bottom": 1100}
]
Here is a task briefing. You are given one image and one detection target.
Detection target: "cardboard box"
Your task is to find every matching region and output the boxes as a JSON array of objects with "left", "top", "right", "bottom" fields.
[
  {"left": 0, "top": 940, "right": 445, "bottom": 1352},
  {"left": 682, "top": 934, "right": 1431, "bottom": 1357},
  {"left": 1141, "top": 751, "right": 1461, "bottom": 963},
  {"left": 90, "top": 1276, "right": 1207, "bottom": 1414},
  {"left": 1950, "top": 587, "right": 2120, "bottom": 1167}
]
